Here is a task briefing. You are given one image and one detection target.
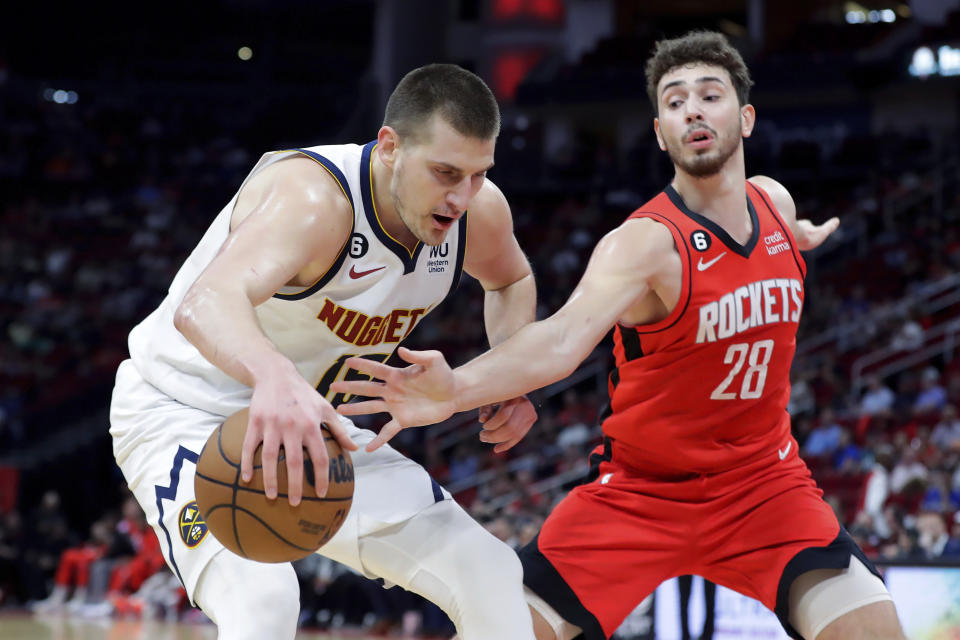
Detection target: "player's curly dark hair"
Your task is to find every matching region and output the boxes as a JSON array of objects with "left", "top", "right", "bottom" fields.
[
  {"left": 384, "top": 64, "right": 500, "bottom": 143},
  {"left": 645, "top": 31, "right": 754, "bottom": 115}
]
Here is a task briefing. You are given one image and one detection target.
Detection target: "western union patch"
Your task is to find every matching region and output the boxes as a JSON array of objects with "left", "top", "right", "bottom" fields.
[{"left": 178, "top": 501, "right": 208, "bottom": 548}]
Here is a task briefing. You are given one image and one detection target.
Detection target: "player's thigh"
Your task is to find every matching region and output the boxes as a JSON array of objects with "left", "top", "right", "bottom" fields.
[
  {"left": 520, "top": 479, "right": 684, "bottom": 640},
  {"left": 111, "top": 363, "right": 224, "bottom": 601},
  {"left": 315, "top": 420, "right": 451, "bottom": 576},
  {"left": 815, "top": 601, "right": 904, "bottom": 640},
  {"left": 789, "top": 556, "right": 901, "bottom": 640},
  {"left": 699, "top": 475, "right": 841, "bottom": 611}
]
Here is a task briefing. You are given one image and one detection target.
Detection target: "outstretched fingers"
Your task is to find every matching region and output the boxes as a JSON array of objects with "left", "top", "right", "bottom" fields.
[
  {"left": 330, "top": 379, "right": 385, "bottom": 399},
  {"left": 365, "top": 419, "right": 404, "bottom": 452},
  {"left": 396, "top": 346, "right": 438, "bottom": 365},
  {"left": 336, "top": 399, "right": 389, "bottom": 416},
  {"left": 342, "top": 357, "right": 394, "bottom": 380}
]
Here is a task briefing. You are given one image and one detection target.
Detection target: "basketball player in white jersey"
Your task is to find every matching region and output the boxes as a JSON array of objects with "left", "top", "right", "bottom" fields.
[{"left": 109, "top": 64, "right": 538, "bottom": 639}]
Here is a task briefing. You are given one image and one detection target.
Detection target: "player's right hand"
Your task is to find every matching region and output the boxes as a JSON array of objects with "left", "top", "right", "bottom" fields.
[
  {"left": 331, "top": 347, "right": 458, "bottom": 451},
  {"left": 242, "top": 359, "right": 358, "bottom": 506}
]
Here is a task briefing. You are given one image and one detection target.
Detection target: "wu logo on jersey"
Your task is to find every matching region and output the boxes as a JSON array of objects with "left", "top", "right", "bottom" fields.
[
  {"left": 427, "top": 243, "right": 449, "bottom": 273},
  {"left": 178, "top": 501, "right": 208, "bottom": 548}
]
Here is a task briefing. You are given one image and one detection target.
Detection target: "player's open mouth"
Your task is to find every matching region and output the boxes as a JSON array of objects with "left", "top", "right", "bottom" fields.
[
  {"left": 686, "top": 129, "right": 714, "bottom": 149},
  {"left": 432, "top": 213, "right": 456, "bottom": 229}
]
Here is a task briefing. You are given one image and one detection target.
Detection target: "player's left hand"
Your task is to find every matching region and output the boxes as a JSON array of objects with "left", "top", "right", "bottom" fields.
[
  {"left": 795, "top": 217, "right": 839, "bottom": 251},
  {"left": 478, "top": 396, "right": 537, "bottom": 453}
]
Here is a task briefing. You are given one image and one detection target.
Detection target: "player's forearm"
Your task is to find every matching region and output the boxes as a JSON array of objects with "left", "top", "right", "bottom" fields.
[
  {"left": 452, "top": 312, "right": 589, "bottom": 412},
  {"left": 483, "top": 273, "right": 536, "bottom": 347},
  {"left": 174, "top": 285, "right": 293, "bottom": 388}
]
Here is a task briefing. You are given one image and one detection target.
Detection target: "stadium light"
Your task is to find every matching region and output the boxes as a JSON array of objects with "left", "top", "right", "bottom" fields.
[{"left": 909, "top": 45, "right": 960, "bottom": 78}]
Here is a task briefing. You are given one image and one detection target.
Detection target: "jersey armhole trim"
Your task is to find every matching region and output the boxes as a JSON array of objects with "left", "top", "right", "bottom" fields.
[
  {"left": 271, "top": 213, "right": 355, "bottom": 300},
  {"left": 623, "top": 212, "right": 693, "bottom": 336},
  {"left": 360, "top": 141, "right": 424, "bottom": 273},
  {"left": 270, "top": 148, "right": 356, "bottom": 300},
  {"left": 444, "top": 212, "right": 468, "bottom": 301},
  {"left": 747, "top": 182, "right": 807, "bottom": 280},
  {"left": 286, "top": 148, "right": 355, "bottom": 212}
]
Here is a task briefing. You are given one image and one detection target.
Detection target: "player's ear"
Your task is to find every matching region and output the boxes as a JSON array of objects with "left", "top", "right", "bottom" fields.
[
  {"left": 653, "top": 118, "right": 667, "bottom": 151},
  {"left": 740, "top": 104, "right": 755, "bottom": 139},
  {"left": 376, "top": 126, "right": 400, "bottom": 169}
]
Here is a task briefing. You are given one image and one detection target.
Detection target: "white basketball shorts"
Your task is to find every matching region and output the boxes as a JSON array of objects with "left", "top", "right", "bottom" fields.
[{"left": 109, "top": 359, "right": 451, "bottom": 602}]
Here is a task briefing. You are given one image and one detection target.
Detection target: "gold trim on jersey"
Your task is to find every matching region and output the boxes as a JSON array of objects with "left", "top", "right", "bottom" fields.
[
  {"left": 367, "top": 144, "right": 417, "bottom": 259},
  {"left": 271, "top": 149, "right": 355, "bottom": 299},
  {"left": 276, "top": 149, "right": 354, "bottom": 211}
]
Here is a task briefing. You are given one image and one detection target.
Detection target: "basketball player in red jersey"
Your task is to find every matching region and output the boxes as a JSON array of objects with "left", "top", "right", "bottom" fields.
[{"left": 332, "top": 31, "right": 905, "bottom": 640}]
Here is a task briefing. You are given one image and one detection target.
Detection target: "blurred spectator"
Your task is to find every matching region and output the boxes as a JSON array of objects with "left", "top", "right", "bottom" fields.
[
  {"left": 787, "top": 370, "right": 816, "bottom": 418},
  {"left": 943, "top": 512, "right": 960, "bottom": 558},
  {"left": 0, "top": 510, "right": 31, "bottom": 606},
  {"left": 860, "top": 444, "right": 895, "bottom": 538},
  {"left": 919, "top": 470, "right": 960, "bottom": 514},
  {"left": 28, "top": 518, "right": 113, "bottom": 613},
  {"left": 447, "top": 444, "right": 480, "bottom": 484},
  {"left": 890, "top": 448, "right": 928, "bottom": 495},
  {"left": 889, "top": 312, "right": 924, "bottom": 352},
  {"left": 931, "top": 404, "right": 960, "bottom": 450},
  {"left": 916, "top": 512, "right": 951, "bottom": 558},
  {"left": 914, "top": 366, "right": 947, "bottom": 415},
  {"left": 22, "top": 491, "right": 74, "bottom": 601},
  {"left": 860, "top": 376, "right": 895, "bottom": 417},
  {"left": 881, "top": 528, "right": 924, "bottom": 561},
  {"left": 803, "top": 408, "right": 844, "bottom": 458},
  {"left": 832, "top": 429, "right": 861, "bottom": 473}
]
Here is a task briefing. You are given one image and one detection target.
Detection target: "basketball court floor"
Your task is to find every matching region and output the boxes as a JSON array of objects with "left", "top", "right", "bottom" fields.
[{"left": 0, "top": 612, "right": 390, "bottom": 639}]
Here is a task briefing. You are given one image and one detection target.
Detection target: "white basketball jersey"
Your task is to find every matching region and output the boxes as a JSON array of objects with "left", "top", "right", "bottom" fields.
[{"left": 127, "top": 141, "right": 466, "bottom": 417}]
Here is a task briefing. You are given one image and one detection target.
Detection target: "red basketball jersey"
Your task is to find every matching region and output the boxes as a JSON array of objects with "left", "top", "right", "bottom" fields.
[{"left": 601, "top": 182, "right": 806, "bottom": 475}]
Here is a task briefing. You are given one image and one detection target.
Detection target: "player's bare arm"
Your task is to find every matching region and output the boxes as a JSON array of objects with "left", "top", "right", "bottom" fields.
[
  {"left": 174, "top": 156, "right": 358, "bottom": 505},
  {"left": 334, "top": 217, "right": 676, "bottom": 450},
  {"left": 462, "top": 180, "right": 538, "bottom": 452},
  {"left": 748, "top": 175, "right": 839, "bottom": 250}
]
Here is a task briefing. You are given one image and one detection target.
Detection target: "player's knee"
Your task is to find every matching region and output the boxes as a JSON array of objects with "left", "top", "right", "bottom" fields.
[
  {"left": 195, "top": 552, "right": 300, "bottom": 640},
  {"left": 447, "top": 526, "right": 524, "bottom": 596}
]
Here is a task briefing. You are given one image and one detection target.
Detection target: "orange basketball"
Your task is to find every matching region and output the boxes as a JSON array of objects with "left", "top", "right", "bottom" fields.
[{"left": 194, "top": 409, "right": 354, "bottom": 563}]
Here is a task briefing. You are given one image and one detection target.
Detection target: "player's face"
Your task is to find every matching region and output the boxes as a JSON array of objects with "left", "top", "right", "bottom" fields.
[
  {"left": 391, "top": 115, "right": 495, "bottom": 246},
  {"left": 654, "top": 63, "right": 753, "bottom": 178}
]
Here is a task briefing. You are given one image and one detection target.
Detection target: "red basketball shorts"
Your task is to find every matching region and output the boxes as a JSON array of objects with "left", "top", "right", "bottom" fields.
[{"left": 518, "top": 437, "right": 875, "bottom": 639}]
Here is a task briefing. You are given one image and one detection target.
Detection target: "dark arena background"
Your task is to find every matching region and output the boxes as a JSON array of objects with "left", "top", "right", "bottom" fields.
[{"left": 1, "top": 1, "right": 959, "bottom": 638}]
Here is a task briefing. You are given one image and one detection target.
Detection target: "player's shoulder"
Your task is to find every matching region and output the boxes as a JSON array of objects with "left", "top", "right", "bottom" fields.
[
  {"left": 231, "top": 153, "right": 354, "bottom": 234},
  {"left": 469, "top": 178, "right": 509, "bottom": 216},
  {"left": 462, "top": 178, "right": 512, "bottom": 240},
  {"left": 747, "top": 175, "right": 796, "bottom": 222},
  {"left": 244, "top": 155, "right": 353, "bottom": 212},
  {"left": 602, "top": 215, "right": 676, "bottom": 263}
]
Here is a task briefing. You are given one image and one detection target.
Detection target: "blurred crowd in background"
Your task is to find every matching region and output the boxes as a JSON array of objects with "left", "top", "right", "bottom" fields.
[{"left": 2, "top": 0, "right": 960, "bottom": 635}]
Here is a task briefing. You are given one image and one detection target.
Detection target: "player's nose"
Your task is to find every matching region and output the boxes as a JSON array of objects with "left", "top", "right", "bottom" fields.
[
  {"left": 446, "top": 179, "right": 471, "bottom": 212},
  {"left": 684, "top": 108, "right": 705, "bottom": 124}
]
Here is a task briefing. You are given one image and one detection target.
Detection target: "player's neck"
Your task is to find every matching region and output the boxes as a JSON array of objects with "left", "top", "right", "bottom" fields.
[
  {"left": 370, "top": 153, "right": 418, "bottom": 251},
  {"left": 671, "top": 158, "right": 751, "bottom": 244}
]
